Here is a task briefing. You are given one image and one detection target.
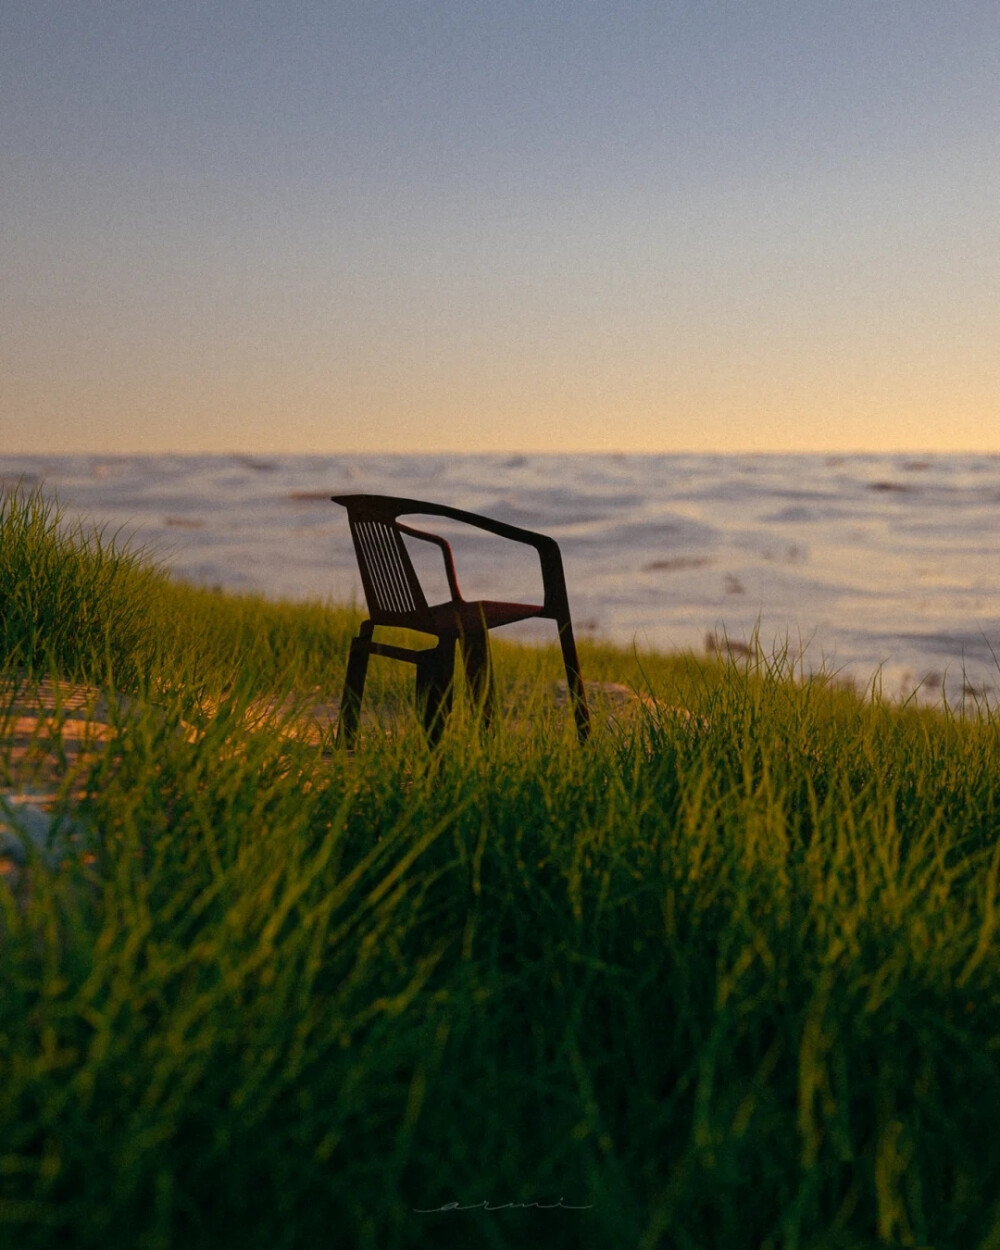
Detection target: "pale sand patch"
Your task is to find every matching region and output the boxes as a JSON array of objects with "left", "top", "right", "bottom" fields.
[
  {"left": 554, "top": 679, "right": 708, "bottom": 729},
  {"left": 0, "top": 675, "right": 696, "bottom": 878},
  {"left": 0, "top": 678, "right": 357, "bottom": 875},
  {"left": 1, "top": 678, "right": 116, "bottom": 874}
]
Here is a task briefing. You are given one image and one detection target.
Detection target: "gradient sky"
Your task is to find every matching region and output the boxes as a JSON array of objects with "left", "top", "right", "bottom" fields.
[{"left": 2, "top": 2, "right": 998, "bottom": 454}]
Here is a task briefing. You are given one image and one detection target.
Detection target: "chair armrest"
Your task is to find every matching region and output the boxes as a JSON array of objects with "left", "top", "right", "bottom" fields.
[
  {"left": 397, "top": 523, "right": 463, "bottom": 601},
  {"left": 395, "top": 501, "right": 569, "bottom": 617},
  {"left": 331, "top": 494, "right": 572, "bottom": 616}
]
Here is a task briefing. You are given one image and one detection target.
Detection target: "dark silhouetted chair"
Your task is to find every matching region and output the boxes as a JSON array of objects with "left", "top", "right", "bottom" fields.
[{"left": 331, "top": 495, "right": 590, "bottom": 746}]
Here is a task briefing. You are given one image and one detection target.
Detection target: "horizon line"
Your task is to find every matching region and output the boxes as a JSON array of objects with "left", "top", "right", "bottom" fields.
[{"left": 4, "top": 447, "right": 1000, "bottom": 459}]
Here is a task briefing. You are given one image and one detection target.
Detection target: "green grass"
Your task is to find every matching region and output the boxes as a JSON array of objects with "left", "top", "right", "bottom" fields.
[{"left": 3, "top": 482, "right": 1000, "bottom": 1249}]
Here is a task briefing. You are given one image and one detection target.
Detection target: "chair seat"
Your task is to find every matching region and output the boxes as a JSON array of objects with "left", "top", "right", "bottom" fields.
[{"left": 427, "top": 599, "right": 546, "bottom": 633}]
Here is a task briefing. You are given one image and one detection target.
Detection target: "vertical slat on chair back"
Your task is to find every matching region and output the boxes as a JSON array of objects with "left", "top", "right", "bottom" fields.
[{"left": 351, "top": 517, "right": 428, "bottom": 616}]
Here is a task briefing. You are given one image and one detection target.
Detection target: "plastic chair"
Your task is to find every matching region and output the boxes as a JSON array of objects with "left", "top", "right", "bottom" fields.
[{"left": 331, "top": 494, "right": 590, "bottom": 746}]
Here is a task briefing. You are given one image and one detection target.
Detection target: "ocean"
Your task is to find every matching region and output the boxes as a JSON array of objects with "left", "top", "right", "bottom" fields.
[{"left": 5, "top": 451, "right": 1000, "bottom": 704}]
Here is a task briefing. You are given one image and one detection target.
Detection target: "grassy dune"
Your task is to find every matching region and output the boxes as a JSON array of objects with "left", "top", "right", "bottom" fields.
[{"left": 2, "top": 484, "right": 1000, "bottom": 1249}]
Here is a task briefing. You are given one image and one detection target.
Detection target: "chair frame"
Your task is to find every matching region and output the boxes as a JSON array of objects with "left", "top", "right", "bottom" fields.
[{"left": 331, "top": 494, "right": 590, "bottom": 746}]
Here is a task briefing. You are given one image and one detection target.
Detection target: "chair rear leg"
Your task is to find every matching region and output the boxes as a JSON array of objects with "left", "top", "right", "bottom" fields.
[
  {"left": 415, "top": 637, "right": 456, "bottom": 746},
  {"left": 337, "top": 632, "right": 371, "bottom": 749},
  {"left": 557, "top": 617, "right": 591, "bottom": 744},
  {"left": 461, "top": 623, "right": 496, "bottom": 730}
]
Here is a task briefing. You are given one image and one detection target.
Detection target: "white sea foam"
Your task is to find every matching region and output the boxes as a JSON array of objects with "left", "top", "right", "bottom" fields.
[{"left": 4, "top": 452, "right": 1000, "bottom": 704}]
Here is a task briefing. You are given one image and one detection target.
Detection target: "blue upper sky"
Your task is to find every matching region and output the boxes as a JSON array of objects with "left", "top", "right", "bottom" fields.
[{"left": 2, "top": 2, "right": 998, "bottom": 453}]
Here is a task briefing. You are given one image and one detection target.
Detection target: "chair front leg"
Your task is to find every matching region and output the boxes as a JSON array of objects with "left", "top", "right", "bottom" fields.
[
  {"left": 337, "top": 627, "right": 372, "bottom": 749},
  {"left": 557, "top": 616, "right": 591, "bottom": 744},
  {"left": 415, "top": 636, "right": 456, "bottom": 746},
  {"left": 460, "top": 621, "right": 496, "bottom": 731}
]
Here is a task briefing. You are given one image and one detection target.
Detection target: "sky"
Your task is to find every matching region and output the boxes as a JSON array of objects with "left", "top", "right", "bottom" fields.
[{"left": 2, "top": 2, "right": 998, "bottom": 455}]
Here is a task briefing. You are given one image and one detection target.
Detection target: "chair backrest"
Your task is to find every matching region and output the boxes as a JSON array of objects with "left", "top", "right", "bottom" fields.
[{"left": 333, "top": 497, "right": 429, "bottom": 621}]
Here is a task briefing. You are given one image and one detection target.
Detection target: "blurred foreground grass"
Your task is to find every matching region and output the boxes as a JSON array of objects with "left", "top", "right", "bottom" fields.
[{"left": 3, "top": 483, "right": 1000, "bottom": 1250}]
